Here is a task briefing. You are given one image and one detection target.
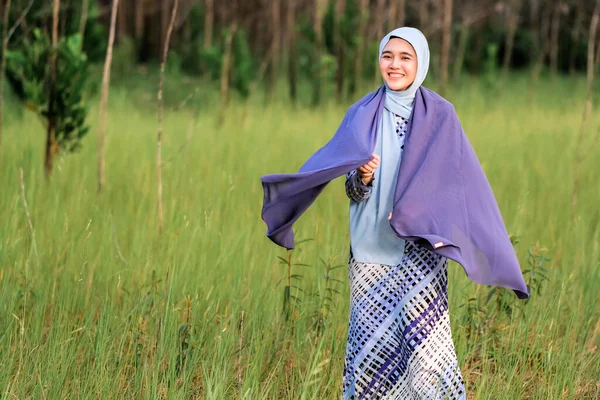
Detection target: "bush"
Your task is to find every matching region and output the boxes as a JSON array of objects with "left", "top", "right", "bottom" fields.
[
  {"left": 5, "top": 29, "right": 90, "bottom": 153},
  {"left": 112, "top": 36, "right": 137, "bottom": 80}
]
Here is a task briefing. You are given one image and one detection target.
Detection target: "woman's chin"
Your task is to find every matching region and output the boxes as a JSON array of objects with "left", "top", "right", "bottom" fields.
[
  {"left": 384, "top": 77, "right": 414, "bottom": 91},
  {"left": 386, "top": 82, "right": 409, "bottom": 91}
]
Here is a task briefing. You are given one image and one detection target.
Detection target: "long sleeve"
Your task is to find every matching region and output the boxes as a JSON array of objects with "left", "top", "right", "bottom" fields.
[{"left": 345, "top": 169, "right": 373, "bottom": 202}]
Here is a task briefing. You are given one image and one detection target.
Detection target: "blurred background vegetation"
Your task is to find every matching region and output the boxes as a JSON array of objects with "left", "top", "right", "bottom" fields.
[{"left": 1, "top": 0, "right": 597, "bottom": 105}]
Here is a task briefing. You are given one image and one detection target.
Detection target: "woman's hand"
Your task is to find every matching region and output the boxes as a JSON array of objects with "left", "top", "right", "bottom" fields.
[{"left": 357, "top": 154, "right": 380, "bottom": 185}]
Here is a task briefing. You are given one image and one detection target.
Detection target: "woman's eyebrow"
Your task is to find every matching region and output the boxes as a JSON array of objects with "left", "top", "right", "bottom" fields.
[{"left": 381, "top": 50, "right": 413, "bottom": 57}]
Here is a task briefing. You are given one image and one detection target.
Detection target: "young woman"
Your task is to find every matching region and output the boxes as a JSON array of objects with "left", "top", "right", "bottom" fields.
[{"left": 261, "top": 27, "right": 528, "bottom": 399}]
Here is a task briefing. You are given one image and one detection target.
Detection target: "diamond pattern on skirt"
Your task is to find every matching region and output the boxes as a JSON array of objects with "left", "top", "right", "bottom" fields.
[{"left": 343, "top": 241, "right": 466, "bottom": 400}]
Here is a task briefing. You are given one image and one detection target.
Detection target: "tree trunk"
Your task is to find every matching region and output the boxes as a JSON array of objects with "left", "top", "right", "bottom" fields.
[
  {"left": 398, "top": 0, "right": 406, "bottom": 27},
  {"left": 439, "top": 0, "right": 452, "bottom": 96},
  {"left": 373, "top": 0, "right": 386, "bottom": 84},
  {"left": 97, "top": 0, "right": 119, "bottom": 194},
  {"left": 46, "top": 0, "right": 60, "bottom": 179},
  {"left": 218, "top": 22, "right": 237, "bottom": 124},
  {"left": 204, "top": 0, "right": 213, "bottom": 50},
  {"left": 268, "top": 0, "right": 280, "bottom": 102},
  {"left": 596, "top": 35, "right": 600, "bottom": 65},
  {"left": 531, "top": 5, "right": 552, "bottom": 83},
  {"left": 550, "top": 2, "right": 562, "bottom": 78},
  {"left": 135, "top": 0, "right": 144, "bottom": 40},
  {"left": 502, "top": 1, "right": 519, "bottom": 77},
  {"left": 351, "top": 0, "right": 368, "bottom": 96},
  {"left": 569, "top": 4, "right": 583, "bottom": 74},
  {"left": 334, "top": 0, "right": 345, "bottom": 102},
  {"left": 78, "top": 0, "right": 89, "bottom": 45},
  {"left": 388, "top": 0, "right": 397, "bottom": 33},
  {"left": 117, "top": 0, "right": 127, "bottom": 40},
  {"left": 470, "top": 20, "right": 483, "bottom": 73},
  {"left": 453, "top": 19, "right": 469, "bottom": 82},
  {"left": 156, "top": 0, "right": 179, "bottom": 235},
  {"left": 160, "top": 0, "right": 170, "bottom": 56},
  {"left": 286, "top": 0, "right": 297, "bottom": 105},
  {"left": 0, "top": 0, "right": 11, "bottom": 153},
  {"left": 312, "top": 0, "right": 326, "bottom": 106},
  {"left": 419, "top": 0, "right": 429, "bottom": 38}
]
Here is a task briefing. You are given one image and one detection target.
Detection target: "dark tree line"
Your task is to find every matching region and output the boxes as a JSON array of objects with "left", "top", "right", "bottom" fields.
[{"left": 1, "top": 0, "right": 600, "bottom": 105}]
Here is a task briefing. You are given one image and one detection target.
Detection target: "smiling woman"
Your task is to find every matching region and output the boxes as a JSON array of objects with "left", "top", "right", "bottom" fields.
[{"left": 261, "top": 27, "right": 528, "bottom": 400}]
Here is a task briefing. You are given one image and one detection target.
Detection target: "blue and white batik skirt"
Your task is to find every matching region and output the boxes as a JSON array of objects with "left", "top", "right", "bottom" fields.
[{"left": 343, "top": 241, "right": 466, "bottom": 400}]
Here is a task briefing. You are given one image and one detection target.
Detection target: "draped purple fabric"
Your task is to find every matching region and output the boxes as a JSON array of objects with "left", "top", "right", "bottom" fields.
[{"left": 260, "top": 86, "right": 529, "bottom": 299}]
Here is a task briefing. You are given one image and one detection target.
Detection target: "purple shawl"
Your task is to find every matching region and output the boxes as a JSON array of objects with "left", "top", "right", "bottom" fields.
[{"left": 261, "top": 86, "right": 529, "bottom": 299}]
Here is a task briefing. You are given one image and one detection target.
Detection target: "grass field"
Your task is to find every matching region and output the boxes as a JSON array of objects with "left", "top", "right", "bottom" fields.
[{"left": 0, "top": 73, "right": 599, "bottom": 399}]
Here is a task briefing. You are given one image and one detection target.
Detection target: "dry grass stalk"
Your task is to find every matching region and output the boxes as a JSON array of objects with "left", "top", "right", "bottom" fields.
[
  {"left": 97, "top": 0, "right": 120, "bottom": 194},
  {"left": 157, "top": 0, "right": 179, "bottom": 235},
  {"left": 237, "top": 311, "right": 245, "bottom": 386},
  {"left": 19, "top": 168, "right": 39, "bottom": 266}
]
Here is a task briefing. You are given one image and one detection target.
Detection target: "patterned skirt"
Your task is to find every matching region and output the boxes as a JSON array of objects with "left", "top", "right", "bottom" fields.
[{"left": 343, "top": 241, "right": 466, "bottom": 400}]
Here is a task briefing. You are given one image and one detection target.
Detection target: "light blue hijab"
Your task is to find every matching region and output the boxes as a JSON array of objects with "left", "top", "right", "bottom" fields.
[
  {"left": 349, "top": 27, "right": 430, "bottom": 266},
  {"left": 380, "top": 27, "right": 430, "bottom": 118}
]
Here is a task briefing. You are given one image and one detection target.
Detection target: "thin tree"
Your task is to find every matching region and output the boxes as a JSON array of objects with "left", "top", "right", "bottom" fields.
[
  {"left": 268, "top": 0, "right": 280, "bottom": 102},
  {"left": 453, "top": 2, "right": 489, "bottom": 82},
  {"left": 218, "top": 21, "right": 237, "bottom": 124},
  {"left": 135, "top": 0, "right": 144, "bottom": 40},
  {"left": 78, "top": 0, "right": 89, "bottom": 44},
  {"left": 502, "top": 0, "right": 520, "bottom": 79},
  {"left": 373, "top": 0, "right": 386, "bottom": 85},
  {"left": 157, "top": 0, "right": 179, "bottom": 235},
  {"left": 569, "top": 3, "right": 584, "bottom": 75},
  {"left": 0, "top": 0, "right": 11, "bottom": 152},
  {"left": 419, "top": 0, "right": 430, "bottom": 38},
  {"left": 334, "top": 0, "right": 345, "bottom": 102},
  {"left": 97, "top": 0, "right": 120, "bottom": 194},
  {"left": 549, "top": 1, "right": 564, "bottom": 79},
  {"left": 531, "top": 4, "right": 552, "bottom": 85},
  {"left": 45, "top": 0, "right": 60, "bottom": 178},
  {"left": 311, "top": 0, "right": 326, "bottom": 106},
  {"left": 571, "top": 0, "right": 600, "bottom": 219},
  {"left": 287, "top": 0, "right": 297, "bottom": 105},
  {"left": 351, "top": 0, "right": 368, "bottom": 96},
  {"left": 203, "top": 0, "right": 213, "bottom": 50},
  {"left": 117, "top": 0, "right": 127, "bottom": 40},
  {"left": 439, "top": 0, "right": 452, "bottom": 97}
]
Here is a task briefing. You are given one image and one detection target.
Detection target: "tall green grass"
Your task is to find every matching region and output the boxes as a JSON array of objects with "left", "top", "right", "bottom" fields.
[{"left": 0, "top": 74, "right": 599, "bottom": 399}]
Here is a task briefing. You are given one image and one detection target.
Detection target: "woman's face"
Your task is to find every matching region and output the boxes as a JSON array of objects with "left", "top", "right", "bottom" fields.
[{"left": 379, "top": 38, "right": 418, "bottom": 91}]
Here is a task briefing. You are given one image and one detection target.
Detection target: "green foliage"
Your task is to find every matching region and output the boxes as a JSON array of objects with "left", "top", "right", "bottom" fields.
[
  {"left": 483, "top": 43, "right": 499, "bottom": 91},
  {"left": 231, "top": 29, "right": 254, "bottom": 98},
  {"left": 0, "top": 0, "right": 106, "bottom": 62},
  {"left": 180, "top": 27, "right": 255, "bottom": 98},
  {"left": 198, "top": 45, "right": 222, "bottom": 79},
  {"left": 112, "top": 36, "right": 138, "bottom": 80},
  {"left": 5, "top": 29, "right": 90, "bottom": 153},
  {"left": 166, "top": 50, "right": 183, "bottom": 76}
]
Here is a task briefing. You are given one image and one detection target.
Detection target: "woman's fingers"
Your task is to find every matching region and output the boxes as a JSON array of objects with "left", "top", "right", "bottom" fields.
[
  {"left": 358, "top": 154, "right": 381, "bottom": 176},
  {"left": 366, "top": 160, "right": 378, "bottom": 169}
]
